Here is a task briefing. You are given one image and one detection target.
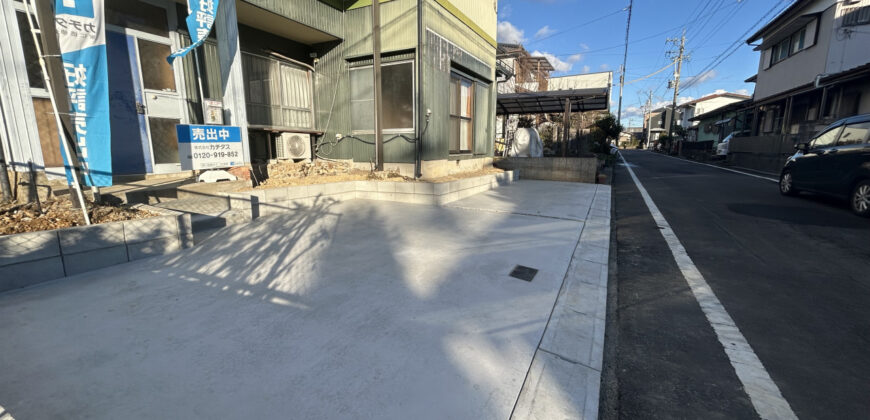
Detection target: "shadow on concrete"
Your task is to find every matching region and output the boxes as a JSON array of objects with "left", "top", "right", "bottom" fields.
[{"left": 0, "top": 182, "right": 590, "bottom": 419}]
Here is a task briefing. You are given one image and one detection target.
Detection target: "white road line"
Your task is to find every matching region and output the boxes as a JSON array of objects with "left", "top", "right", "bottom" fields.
[
  {"left": 620, "top": 154, "right": 797, "bottom": 420},
  {"left": 652, "top": 152, "right": 779, "bottom": 183}
]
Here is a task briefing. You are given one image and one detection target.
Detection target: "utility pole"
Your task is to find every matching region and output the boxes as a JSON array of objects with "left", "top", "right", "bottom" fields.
[
  {"left": 372, "top": 0, "right": 384, "bottom": 171},
  {"left": 667, "top": 29, "right": 687, "bottom": 142},
  {"left": 616, "top": 0, "right": 633, "bottom": 129},
  {"left": 644, "top": 89, "right": 653, "bottom": 149}
]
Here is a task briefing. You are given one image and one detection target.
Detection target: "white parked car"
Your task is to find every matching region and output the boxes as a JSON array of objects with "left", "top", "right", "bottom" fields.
[{"left": 716, "top": 134, "right": 733, "bottom": 157}]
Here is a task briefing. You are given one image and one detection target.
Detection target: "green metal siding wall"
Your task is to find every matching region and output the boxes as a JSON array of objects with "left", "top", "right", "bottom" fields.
[
  {"left": 241, "top": 0, "right": 344, "bottom": 38},
  {"left": 312, "top": 1, "right": 419, "bottom": 164},
  {"left": 420, "top": 6, "right": 495, "bottom": 161}
]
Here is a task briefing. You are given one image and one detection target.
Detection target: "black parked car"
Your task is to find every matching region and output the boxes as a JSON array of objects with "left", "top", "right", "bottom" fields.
[{"left": 779, "top": 114, "right": 870, "bottom": 217}]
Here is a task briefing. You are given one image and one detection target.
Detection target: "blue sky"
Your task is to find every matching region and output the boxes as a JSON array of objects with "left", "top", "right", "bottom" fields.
[{"left": 496, "top": 0, "right": 794, "bottom": 127}]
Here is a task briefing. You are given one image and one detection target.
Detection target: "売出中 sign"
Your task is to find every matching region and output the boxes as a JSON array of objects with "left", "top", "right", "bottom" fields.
[{"left": 177, "top": 124, "right": 243, "bottom": 170}]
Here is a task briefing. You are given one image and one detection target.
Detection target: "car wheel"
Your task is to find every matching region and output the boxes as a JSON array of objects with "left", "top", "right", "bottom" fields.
[
  {"left": 780, "top": 171, "right": 799, "bottom": 196},
  {"left": 850, "top": 180, "right": 870, "bottom": 217}
]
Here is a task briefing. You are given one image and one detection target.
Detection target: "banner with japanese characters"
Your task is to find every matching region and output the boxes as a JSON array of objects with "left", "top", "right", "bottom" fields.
[
  {"left": 55, "top": 0, "right": 112, "bottom": 186},
  {"left": 167, "top": 0, "right": 219, "bottom": 64},
  {"left": 176, "top": 125, "right": 243, "bottom": 170}
]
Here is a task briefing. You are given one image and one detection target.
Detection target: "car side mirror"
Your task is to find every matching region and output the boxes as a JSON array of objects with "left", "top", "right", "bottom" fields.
[{"left": 795, "top": 143, "right": 809, "bottom": 153}]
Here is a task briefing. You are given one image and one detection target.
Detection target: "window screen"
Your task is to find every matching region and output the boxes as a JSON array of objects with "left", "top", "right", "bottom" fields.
[
  {"left": 449, "top": 72, "right": 474, "bottom": 153},
  {"left": 349, "top": 61, "right": 414, "bottom": 132}
]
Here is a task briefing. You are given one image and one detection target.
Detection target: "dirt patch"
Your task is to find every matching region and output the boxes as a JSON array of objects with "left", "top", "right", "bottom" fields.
[
  {"left": 426, "top": 167, "right": 505, "bottom": 183},
  {"left": 1, "top": 198, "right": 157, "bottom": 236},
  {"left": 249, "top": 160, "right": 413, "bottom": 190},
  {"left": 246, "top": 160, "right": 505, "bottom": 191}
]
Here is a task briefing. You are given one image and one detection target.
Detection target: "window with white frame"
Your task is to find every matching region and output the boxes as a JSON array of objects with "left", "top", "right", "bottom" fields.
[
  {"left": 770, "top": 25, "right": 808, "bottom": 66},
  {"left": 449, "top": 72, "right": 474, "bottom": 153},
  {"left": 349, "top": 61, "right": 414, "bottom": 133}
]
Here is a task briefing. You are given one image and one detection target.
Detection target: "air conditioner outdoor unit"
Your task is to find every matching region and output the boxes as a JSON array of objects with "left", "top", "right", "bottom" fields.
[{"left": 276, "top": 132, "right": 311, "bottom": 160}]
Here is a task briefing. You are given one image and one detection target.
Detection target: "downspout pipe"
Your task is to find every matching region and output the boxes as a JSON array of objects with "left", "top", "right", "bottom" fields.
[{"left": 416, "top": 0, "right": 423, "bottom": 179}]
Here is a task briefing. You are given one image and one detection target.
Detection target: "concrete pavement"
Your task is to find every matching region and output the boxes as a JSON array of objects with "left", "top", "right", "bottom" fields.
[{"left": 0, "top": 180, "right": 611, "bottom": 419}]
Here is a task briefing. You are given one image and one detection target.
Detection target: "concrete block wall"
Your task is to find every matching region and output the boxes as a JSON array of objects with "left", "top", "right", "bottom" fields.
[
  {"left": 0, "top": 212, "right": 193, "bottom": 293},
  {"left": 224, "top": 171, "right": 519, "bottom": 217},
  {"left": 493, "top": 157, "right": 597, "bottom": 183}
]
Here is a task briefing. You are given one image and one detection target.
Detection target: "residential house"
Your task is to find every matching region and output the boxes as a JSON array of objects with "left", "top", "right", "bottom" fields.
[
  {"left": 0, "top": 0, "right": 499, "bottom": 186},
  {"left": 745, "top": 0, "right": 870, "bottom": 144},
  {"left": 677, "top": 92, "right": 751, "bottom": 141},
  {"left": 644, "top": 107, "right": 674, "bottom": 145},
  {"left": 689, "top": 99, "right": 753, "bottom": 146}
]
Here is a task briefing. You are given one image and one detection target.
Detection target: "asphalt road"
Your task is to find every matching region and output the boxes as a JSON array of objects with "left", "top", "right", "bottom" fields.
[{"left": 608, "top": 150, "right": 870, "bottom": 419}]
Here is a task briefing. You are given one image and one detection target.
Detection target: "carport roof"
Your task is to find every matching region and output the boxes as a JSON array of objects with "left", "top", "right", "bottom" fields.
[{"left": 496, "top": 87, "right": 609, "bottom": 115}]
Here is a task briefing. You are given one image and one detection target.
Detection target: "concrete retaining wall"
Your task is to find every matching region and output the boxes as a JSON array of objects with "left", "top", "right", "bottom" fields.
[
  {"left": 493, "top": 158, "right": 596, "bottom": 183},
  {"left": 224, "top": 171, "right": 519, "bottom": 218},
  {"left": 0, "top": 211, "right": 193, "bottom": 293}
]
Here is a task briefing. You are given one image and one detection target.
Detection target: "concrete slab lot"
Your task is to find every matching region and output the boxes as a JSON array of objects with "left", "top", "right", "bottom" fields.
[{"left": 0, "top": 180, "right": 606, "bottom": 419}]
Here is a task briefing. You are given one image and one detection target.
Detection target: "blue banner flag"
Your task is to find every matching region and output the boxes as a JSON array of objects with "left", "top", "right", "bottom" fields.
[
  {"left": 55, "top": 0, "right": 113, "bottom": 186},
  {"left": 167, "top": 0, "right": 219, "bottom": 64}
]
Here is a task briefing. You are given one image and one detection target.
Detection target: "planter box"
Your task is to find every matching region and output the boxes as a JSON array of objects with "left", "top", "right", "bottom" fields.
[
  {"left": 0, "top": 209, "right": 192, "bottom": 293},
  {"left": 224, "top": 171, "right": 519, "bottom": 218}
]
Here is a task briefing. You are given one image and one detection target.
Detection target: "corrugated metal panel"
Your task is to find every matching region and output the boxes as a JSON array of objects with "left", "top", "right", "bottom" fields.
[
  {"left": 241, "top": 0, "right": 344, "bottom": 39},
  {"left": 421, "top": 25, "right": 495, "bottom": 161},
  {"left": 344, "top": 0, "right": 417, "bottom": 57},
  {"left": 0, "top": 3, "right": 44, "bottom": 171}
]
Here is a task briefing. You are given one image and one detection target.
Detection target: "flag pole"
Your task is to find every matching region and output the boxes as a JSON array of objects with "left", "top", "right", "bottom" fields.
[{"left": 24, "top": 0, "right": 90, "bottom": 224}]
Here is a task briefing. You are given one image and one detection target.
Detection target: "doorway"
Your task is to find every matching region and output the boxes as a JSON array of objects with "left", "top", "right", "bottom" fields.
[{"left": 106, "top": 0, "right": 185, "bottom": 175}]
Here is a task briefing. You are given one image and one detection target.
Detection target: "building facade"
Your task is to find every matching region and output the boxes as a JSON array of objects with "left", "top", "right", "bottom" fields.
[
  {"left": 745, "top": 0, "right": 870, "bottom": 144},
  {"left": 0, "top": 0, "right": 498, "bottom": 184}
]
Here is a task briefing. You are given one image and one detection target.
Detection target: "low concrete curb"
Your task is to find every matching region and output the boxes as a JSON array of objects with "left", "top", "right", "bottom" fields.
[
  {"left": 223, "top": 171, "right": 519, "bottom": 218},
  {"left": 512, "top": 184, "right": 612, "bottom": 420},
  {"left": 494, "top": 157, "right": 597, "bottom": 183},
  {"left": 0, "top": 206, "right": 192, "bottom": 293}
]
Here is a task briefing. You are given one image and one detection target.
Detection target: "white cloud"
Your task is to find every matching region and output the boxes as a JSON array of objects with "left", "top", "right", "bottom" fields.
[
  {"left": 497, "top": 21, "right": 525, "bottom": 44},
  {"left": 678, "top": 96, "right": 696, "bottom": 105},
  {"left": 531, "top": 50, "right": 575, "bottom": 72},
  {"left": 582, "top": 65, "right": 591, "bottom": 73},
  {"left": 684, "top": 70, "right": 717, "bottom": 87},
  {"left": 580, "top": 43, "right": 590, "bottom": 51},
  {"left": 735, "top": 88, "right": 751, "bottom": 96},
  {"left": 534, "top": 25, "right": 556, "bottom": 40},
  {"left": 567, "top": 53, "right": 583, "bottom": 63},
  {"left": 498, "top": 4, "right": 512, "bottom": 19},
  {"left": 599, "top": 64, "right": 610, "bottom": 71},
  {"left": 622, "top": 106, "right": 645, "bottom": 119}
]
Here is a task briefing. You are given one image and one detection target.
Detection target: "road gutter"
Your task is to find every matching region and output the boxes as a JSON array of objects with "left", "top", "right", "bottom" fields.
[{"left": 511, "top": 184, "right": 612, "bottom": 420}]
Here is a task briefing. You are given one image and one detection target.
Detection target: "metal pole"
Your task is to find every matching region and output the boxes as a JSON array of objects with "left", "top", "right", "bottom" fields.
[
  {"left": 0, "top": 97, "right": 14, "bottom": 203},
  {"left": 562, "top": 98, "right": 571, "bottom": 157},
  {"left": 645, "top": 90, "right": 652, "bottom": 149},
  {"left": 668, "top": 29, "right": 686, "bottom": 142},
  {"left": 25, "top": 0, "right": 90, "bottom": 224},
  {"left": 193, "top": 47, "right": 207, "bottom": 122},
  {"left": 416, "top": 0, "right": 423, "bottom": 178},
  {"left": 616, "top": 0, "right": 633, "bottom": 128},
  {"left": 372, "top": 0, "right": 384, "bottom": 171}
]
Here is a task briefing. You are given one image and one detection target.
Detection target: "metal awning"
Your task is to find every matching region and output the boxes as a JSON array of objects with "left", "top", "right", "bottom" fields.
[
  {"left": 496, "top": 88, "right": 609, "bottom": 115},
  {"left": 714, "top": 118, "right": 733, "bottom": 125}
]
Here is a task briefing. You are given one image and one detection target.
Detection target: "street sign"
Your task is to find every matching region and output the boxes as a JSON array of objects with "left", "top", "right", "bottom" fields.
[{"left": 177, "top": 124, "right": 243, "bottom": 170}]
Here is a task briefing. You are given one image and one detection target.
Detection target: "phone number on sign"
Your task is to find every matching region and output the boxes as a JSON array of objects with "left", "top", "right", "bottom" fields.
[{"left": 192, "top": 151, "right": 240, "bottom": 159}]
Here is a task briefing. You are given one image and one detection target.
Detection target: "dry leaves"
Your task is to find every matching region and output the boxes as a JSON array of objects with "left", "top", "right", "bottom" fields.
[{"left": 1, "top": 198, "right": 156, "bottom": 236}]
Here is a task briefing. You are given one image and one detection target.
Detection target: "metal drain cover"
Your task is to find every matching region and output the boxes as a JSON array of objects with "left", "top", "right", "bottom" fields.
[{"left": 509, "top": 265, "right": 538, "bottom": 282}]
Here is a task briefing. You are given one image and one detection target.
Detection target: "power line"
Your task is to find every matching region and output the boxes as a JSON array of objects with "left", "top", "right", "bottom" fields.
[
  {"left": 681, "top": 0, "right": 791, "bottom": 90},
  {"left": 526, "top": 7, "right": 627, "bottom": 46}
]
